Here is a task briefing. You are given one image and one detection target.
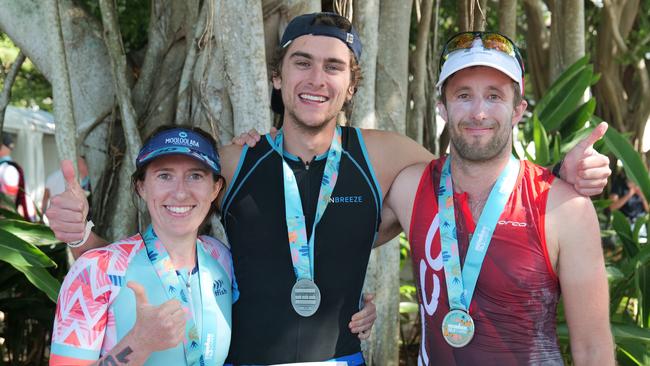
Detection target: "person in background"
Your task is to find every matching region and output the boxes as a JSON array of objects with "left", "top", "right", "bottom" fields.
[
  {"left": 0, "top": 133, "right": 35, "bottom": 221},
  {"left": 609, "top": 170, "right": 649, "bottom": 222}
]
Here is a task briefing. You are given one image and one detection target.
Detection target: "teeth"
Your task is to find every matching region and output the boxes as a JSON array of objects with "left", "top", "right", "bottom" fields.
[
  {"left": 300, "top": 94, "right": 327, "bottom": 102},
  {"left": 166, "top": 206, "right": 192, "bottom": 214}
]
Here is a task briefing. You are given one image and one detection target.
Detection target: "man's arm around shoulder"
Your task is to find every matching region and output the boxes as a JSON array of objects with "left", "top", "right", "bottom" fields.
[
  {"left": 375, "top": 162, "right": 429, "bottom": 246},
  {"left": 360, "top": 129, "right": 434, "bottom": 198},
  {"left": 546, "top": 179, "right": 615, "bottom": 366}
]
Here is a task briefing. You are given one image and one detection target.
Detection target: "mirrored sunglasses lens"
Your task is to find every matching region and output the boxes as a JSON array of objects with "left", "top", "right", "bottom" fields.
[
  {"left": 447, "top": 33, "right": 476, "bottom": 52},
  {"left": 482, "top": 34, "right": 514, "bottom": 55}
]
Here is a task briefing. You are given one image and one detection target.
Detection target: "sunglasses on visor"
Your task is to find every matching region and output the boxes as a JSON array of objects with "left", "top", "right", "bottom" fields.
[{"left": 439, "top": 31, "right": 525, "bottom": 76}]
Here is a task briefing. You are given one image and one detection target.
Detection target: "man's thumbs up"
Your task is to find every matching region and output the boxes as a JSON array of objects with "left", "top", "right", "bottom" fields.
[
  {"left": 61, "top": 159, "right": 86, "bottom": 200},
  {"left": 560, "top": 122, "right": 611, "bottom": 196},
  {"left": 46, "top": 160, "right": 90, "bottom": 243}
]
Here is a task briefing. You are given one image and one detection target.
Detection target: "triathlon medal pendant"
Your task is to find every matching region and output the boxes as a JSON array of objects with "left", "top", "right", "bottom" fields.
[
  {"left": 441, "top": 309, "right": 475, "bottom": 348},
  {"left": 291, "top": 278, "right": 321, "bottom": 317}
]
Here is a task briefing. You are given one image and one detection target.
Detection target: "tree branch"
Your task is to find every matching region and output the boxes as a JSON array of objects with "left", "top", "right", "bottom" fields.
[
  {"left": 407, "top": 0, "right": 434, "bottom": 144},
  {"left": 98, "top": 0, "right": 142, "bottom": 238},
  {"left": 176, "top": 0, "right": 210, "bottom": 125},
  {"left": 43, "top": 0, "right": 78, "bottom": 164},
  {"left": 132, "top": 0, "right": 179, "bottom": 119}
]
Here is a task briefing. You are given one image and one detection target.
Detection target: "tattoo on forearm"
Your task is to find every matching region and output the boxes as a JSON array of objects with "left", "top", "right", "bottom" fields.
[
  {"left": 97, "top": 346, "right": 133, "bottom": 365},
  {"left": 116, "top": 346, "right": 133, "bottom": 363},
  {"left": 97, "top": 356, "right": 117, "bottom": 366}
]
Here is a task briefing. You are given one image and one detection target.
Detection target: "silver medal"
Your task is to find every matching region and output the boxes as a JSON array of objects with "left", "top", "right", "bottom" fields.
[{"left": 291, "top": 278, "right": 321, "bottom": 317}]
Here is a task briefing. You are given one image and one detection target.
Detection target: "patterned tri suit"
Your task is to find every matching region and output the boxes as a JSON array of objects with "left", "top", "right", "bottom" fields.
[
  {"left": 221, "top": 126, "right": 382, "bottom": 364},
  {"left": 409, "top": 157, "right": 563, "bottom": 365},
  {"left": 50, "top": 233, "right": 237, "bottom": 365}
]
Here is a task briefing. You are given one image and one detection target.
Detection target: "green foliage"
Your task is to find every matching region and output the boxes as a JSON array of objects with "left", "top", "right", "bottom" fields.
[
  {"left": 519, "top": 54, "right": 600, "bottom": 167},
  {"left": 0, "top": 34, "right": 53, "bottom": 112},
  {"left": 77, "top": 0, "right": 150, "bottom": 54},
  {"left": 0, "top": 202, "right": 63, "bottom": 302},
  {"left": 0, "top": 194, "right": 67, "bottom": 364}
]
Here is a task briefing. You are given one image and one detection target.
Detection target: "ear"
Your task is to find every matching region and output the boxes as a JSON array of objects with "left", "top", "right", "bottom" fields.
[
  {"left": 272, "top": 73, "right": 282, "bottom": 90},
  {"left": 437, "top": 101, "right": 449, "bottom": 123},
  {"left": 346, "top": 84, "right": 355, "bottom": 101},
  {"left": 511, "top": 99, "right": 528, "bottom": 127},
  {"left": 136, "top": 180, "right": 146, "bottom": 200},
  {"left": 210, "top": 178, "right": 224, "bottom": 203}
]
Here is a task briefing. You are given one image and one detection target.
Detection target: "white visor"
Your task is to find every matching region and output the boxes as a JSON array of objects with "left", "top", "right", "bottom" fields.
[{"left": 436, "top": 38, "right": 523, "bottom": 95}]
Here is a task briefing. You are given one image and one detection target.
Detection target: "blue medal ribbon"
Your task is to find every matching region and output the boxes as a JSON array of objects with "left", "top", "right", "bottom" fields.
[
  {"left": 438, "top": 155, "right": 519, "bottom": 311},
  {"left": 275, "top": 127, "right": 342, "bottom": 281},
  {"left": 142, "top": 225, "right": 220, "bottom": 366}
]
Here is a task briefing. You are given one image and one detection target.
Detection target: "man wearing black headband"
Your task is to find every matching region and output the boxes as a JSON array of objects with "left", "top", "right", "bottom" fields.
[{"left": 47, "top": 14, "right": 612, "bottom": 365}]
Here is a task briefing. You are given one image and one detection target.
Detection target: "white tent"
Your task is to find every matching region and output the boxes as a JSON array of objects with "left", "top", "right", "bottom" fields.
[{"left": 2, "top": 105, "right": 58, "bottom": 209}]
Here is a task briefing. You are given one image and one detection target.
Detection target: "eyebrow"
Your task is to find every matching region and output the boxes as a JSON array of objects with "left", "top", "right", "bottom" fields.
[
  {"left": 153, "top": 166, "right": 210, "bottom": 173},
  {"left": 489, "top": 86, "right": 507, "bottom": 94},
  {"left": 289, "top": 51, "right": 347, "bottom": 66}
]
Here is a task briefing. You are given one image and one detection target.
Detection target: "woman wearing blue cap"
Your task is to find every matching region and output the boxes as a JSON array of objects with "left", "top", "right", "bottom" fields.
[{"left": 50, "top": 126, "right": 236, "bottom": 366}]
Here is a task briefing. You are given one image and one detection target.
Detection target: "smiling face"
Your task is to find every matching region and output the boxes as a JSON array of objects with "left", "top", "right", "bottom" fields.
[
  {"left": 272, "top": 35, "right": 355, "bottom": 133},
  {"left": 136, "top": 155, "right": 222, "bottom": 242},
  {"left": 438, "top": 66, "right": 527, "bottom": 162}
]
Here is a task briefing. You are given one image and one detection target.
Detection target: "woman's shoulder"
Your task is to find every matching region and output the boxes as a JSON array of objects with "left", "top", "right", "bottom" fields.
[{"left": 74, "top": 233, "right": 145, "bottom": 274}]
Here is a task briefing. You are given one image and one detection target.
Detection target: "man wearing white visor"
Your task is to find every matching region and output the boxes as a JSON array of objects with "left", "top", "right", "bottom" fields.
[{"left": 383, "top": 31, "right": 615, "bottom": 365}]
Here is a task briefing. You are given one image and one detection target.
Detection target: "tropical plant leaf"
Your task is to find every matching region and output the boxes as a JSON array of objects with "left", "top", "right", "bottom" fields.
[
  {"left": 622, "top": 243, "right": 650, "bottom": 278},
  {"left": 535, "top": 55, "right": 590, "bottom": 116},
  {"left": 0, "top": 206, "right": 24, "bottom": 220},
  {"left": 0, "top": 228, "right": 56, "bottom": 268},
  {"left": 548, "top": 54, "right": 590, "bottom": 89},
  {"left": 532, "top": 113, "right": 550, "bottom": 166},
  {"left": 551, "top": 133, "right": 562, "bottom": 163},
  {"left": 0, "top": 219, "right": 60, "bottom": 246},
  {"left": 12, "top": 265, "right": 60, "bottom": 302},
  {"left": 617, "top": 339, "right": 650, "bottom": 366},
  {"left": 612, "top": 210, "right": 638, "bottom": 258},
  {"left": 608, "top": 265, "right": 626, "bottom": 284},
  {"left": 559, "top": 97, "right": 597, "bottom": 138},
  {"left": 637, "top": 265, "right": 650, "bottom": 328},
  {"left": 539, "top": 66, "right": 594, "bottom": 132},
  {"left": 600, "top": 123, "right": 650, "bottom": 202}
]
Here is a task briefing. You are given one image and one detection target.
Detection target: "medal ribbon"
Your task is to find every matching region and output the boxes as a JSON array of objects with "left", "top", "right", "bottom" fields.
[
  {"left": 438, "top": 155, "right": 519, "bottom": 311},
  {"left": 142, "top": 225, "right": 219, "bottom": 366},
  {"left": 275, "top": 126, "right": 342, "bottom": 281}
]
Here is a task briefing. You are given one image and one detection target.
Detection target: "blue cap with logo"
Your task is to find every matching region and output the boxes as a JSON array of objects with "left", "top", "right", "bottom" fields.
[
  {"left": 136, "top": 128, "right": 220, "bottom": 175},
  {"left": 280, "top": 12, "right": 362, "bottom": 61}
]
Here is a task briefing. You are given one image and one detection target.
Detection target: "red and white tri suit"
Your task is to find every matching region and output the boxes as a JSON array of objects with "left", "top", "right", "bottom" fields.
[{"left": 409, "top": 157, "right": 563, "bottom": 366}]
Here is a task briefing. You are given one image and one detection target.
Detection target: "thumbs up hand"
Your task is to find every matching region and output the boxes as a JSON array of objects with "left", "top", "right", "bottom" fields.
[
  {"left": 560, "top": 122, "right": 611, "bottom": 196},
  {"left": 46, "top": 160, "right": 90, "bottom": 243},
  {"left": 127, "top": 281, "right": 187, "bottom": 353}
]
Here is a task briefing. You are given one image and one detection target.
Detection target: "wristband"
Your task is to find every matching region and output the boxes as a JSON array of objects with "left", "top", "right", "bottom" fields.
[
  {"left": 67, "top": 220, "right": 95, "bottom": 248},
  {"left": 551, "top": 158, "right": 564, "bottom": 179}
]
